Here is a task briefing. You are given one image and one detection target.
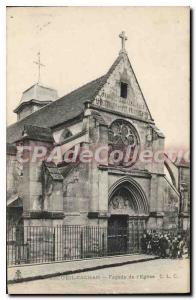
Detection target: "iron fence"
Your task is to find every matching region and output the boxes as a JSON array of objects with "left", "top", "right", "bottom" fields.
[
  {"left": 7, "top": 224, "right": 189, "bottom": 266},
  {"left": 7, "top": 223, "right": 145, "bottom": 266}
]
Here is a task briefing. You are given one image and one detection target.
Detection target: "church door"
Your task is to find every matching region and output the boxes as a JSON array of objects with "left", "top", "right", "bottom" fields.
[
  {"left": 107, "top": 215, "right": 128, "bottom": 255},
  {"left": 107, "top": 180, "right": 149, "bottom": 255}
]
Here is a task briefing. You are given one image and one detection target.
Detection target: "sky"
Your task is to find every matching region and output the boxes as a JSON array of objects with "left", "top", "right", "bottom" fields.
[{"left": 6, "top": 6, "right": 190, "bottom": 149}]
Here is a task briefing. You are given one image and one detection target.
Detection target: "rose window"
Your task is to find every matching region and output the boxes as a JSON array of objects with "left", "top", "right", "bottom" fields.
[
  {"left": 109, "top": 120, "right": 138, "bottom": 146},
  {"left": 108, "top": 119, "right": 139, "bottom": 167}
]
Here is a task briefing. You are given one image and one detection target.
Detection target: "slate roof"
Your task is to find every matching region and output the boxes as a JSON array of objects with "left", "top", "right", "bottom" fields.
[
  {"left": 44, "top": 161, "right": 64, "bottom": 181},
  {"left": 6, "top": 143, "right": 17, "bottom": 155},
  {"left": 7, "top": 74, "right": 108, "bottom": 144},
  {"left": 7, "top": 195, "right": 23, "bottom": 208},
  {"left": 7, "top": 53, "right": 152, "bottom": 144},
  {"left": 58, "top": 161, "right": 80, "bottom": 177},
  {"left": 14, "top": 83, "right": 58, "bottom": 113},
  {"left": 22, "top": 124, "right": 54, "bottom": 143}
]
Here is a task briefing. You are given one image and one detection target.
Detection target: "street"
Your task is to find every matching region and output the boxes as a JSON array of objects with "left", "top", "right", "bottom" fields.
[{"left": 8, "top": 258, "right": 190, "bottom": 294}]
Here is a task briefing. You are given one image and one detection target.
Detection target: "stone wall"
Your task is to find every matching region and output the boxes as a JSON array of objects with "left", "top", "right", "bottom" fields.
[
  {"left": 96, "top": 110, "right": 165, "bottom": 175},
  {"left": 179, "top": 166, "right": 190, "bottom": 213},
  {"left": 93, "top": 54, "right": 151, "bottom": 121},
  {"left": 7, "top": 153, "right": 21, "bottom": 199},
  {"left": 62, "top": 161, "right": 90, "bottom": 225}
]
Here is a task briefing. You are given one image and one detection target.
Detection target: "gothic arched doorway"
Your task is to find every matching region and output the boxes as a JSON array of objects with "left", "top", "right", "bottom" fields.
[{"left": 107, "top": 177, "right": 149, "bottom": 255}]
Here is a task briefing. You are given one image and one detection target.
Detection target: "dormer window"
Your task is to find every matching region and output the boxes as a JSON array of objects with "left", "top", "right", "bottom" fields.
[{"left": 120, "top": 82, "right": 128, "bottom": 98}]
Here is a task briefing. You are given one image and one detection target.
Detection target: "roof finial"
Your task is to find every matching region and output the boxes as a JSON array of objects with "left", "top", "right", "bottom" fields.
[
  {"left": 119, "top": 31, "right": 127, "bottom": 54},
  {"left": 33, "top": 52, "right": 45, "bottom": 84}
]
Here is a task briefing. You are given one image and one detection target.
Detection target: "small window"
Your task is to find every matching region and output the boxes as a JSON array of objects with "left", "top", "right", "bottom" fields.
[{"left": 120, "top": 82, "right": 128, "bottom": 98}]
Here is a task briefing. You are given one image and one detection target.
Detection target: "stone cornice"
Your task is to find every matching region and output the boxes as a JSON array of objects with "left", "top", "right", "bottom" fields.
[
  {"left": 98, "top": 165, "right": 152, "bottom": 178},
  {"left": 90, "top": 104, "right": 155, "bottom": 125}
]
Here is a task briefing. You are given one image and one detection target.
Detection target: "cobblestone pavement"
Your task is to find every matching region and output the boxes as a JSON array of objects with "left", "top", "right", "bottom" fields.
[{"left": 8, "top": 258, "right": 190, "bottom": 294}]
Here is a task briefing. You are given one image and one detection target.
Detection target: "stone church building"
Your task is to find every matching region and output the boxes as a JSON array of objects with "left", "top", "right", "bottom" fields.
[{"left": 7, "top": 32, "right": 190, "bottom": 238}]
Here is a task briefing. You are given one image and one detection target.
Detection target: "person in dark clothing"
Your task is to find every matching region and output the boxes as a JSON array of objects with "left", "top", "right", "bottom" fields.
[
  {"left": 152, "top": 234, "right": 160, "bottom": 255},
  {"left": 146, "top": 231, "right": 152, "bottom": 254},
  {"left": 171, "top": 237, "right": 179, "bottom": 258},
  {"left": 178, "top": 237, "right": 185, "bottom": 258},
  {"left": 159, "top": 234, "right": 169, "bottom": 258},
  {"left": 165, "top": 237, "right": 170, "bottom": 257},
  {"left": 141, "top": 234, "right": 148, "bottom": 253}
]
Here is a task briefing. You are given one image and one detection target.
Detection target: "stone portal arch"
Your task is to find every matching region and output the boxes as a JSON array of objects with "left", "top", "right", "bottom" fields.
[
  {"left": 107, "top": 176, "right": 149, "bottom": 255},
  {"left": 108, "top": 176, "right": 149, "bottom": 216}
]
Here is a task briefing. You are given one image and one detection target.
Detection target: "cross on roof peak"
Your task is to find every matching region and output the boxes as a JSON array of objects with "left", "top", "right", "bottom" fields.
[
  {"left": 33, "top": 52, "right": 45, "bottom": 84},
  {"left": 119, "top": 31, "right": 128, "bottom": 54}
]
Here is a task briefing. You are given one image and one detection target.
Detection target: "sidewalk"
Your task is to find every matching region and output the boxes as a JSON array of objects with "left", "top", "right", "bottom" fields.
[{"left": 8, "top": 254, "right": 159, "bottom": 284}]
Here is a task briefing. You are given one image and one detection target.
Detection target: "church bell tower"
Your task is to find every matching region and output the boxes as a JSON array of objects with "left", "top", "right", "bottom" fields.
[{"left": 14, "top": 52, "right": 58, "bottom": 121}]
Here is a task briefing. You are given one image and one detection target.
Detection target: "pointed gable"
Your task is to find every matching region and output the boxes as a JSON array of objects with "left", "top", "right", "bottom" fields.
[
  {"left": 93, "top": 53, "right": 153, "bottom": 121},
  {"left": 7, "top": 51, "right": 154, "bottom": 144}
]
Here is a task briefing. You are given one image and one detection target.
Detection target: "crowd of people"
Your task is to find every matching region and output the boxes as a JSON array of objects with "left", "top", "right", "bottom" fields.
[{"left": 141, "top": 231, "right": 189, "bottom": 259}]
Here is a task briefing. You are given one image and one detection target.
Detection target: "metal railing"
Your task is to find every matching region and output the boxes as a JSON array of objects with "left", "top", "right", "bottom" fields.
[
  {"left": 7, "top": 224, "right": 189, "bottom": 266},
  {"left": 6, "top": 223, "right": 144, "bottom": 266}
]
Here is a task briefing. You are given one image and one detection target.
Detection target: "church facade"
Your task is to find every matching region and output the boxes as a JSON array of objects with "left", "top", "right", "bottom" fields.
[{"left": 7, "top": 32, "right": 190, "bottom": 241}]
